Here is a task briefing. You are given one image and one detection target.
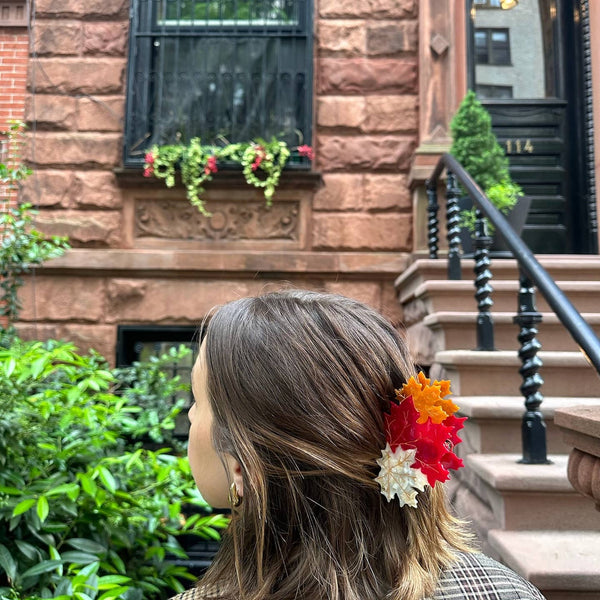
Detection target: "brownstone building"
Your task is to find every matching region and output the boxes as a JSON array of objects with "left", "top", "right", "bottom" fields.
[
  {"left": 2, "top": 1, "right": 600, "bottom": 596},
  {"left": 0, "top": 0, "right": 596, "bottom": 361}
]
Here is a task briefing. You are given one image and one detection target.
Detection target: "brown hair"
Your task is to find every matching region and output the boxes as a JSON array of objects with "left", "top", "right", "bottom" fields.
[{"left": 199, "top": 290, "right": 472, "bottom": 600}]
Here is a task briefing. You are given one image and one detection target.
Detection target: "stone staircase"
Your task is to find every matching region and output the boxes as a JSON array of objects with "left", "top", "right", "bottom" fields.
[{"left": 395, "top": 256, "right": 600, "bottom": 600}]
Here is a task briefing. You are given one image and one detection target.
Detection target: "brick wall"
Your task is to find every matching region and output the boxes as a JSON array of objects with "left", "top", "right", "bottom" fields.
[
  {"left": 0, "top": 23, "right": 28, "bottom": 204},
  {"left": 0, "top": 30, "right": 28, "bottom": 129},
  {"left": 15, "top": 0, "right": 415, "bottom": 362}
]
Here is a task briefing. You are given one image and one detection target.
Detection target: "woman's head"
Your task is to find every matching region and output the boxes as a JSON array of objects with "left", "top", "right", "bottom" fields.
[{"left": 190, "top": 289, "right": 471, "bottom": 600}]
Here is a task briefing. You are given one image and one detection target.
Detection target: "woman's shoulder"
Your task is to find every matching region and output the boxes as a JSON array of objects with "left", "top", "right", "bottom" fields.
[
  {"left": 168, "top": 588, "right": 203, "bottom": 600},
  {"left": 169, "top": 552, "right": 546, "bottom": 600},
  {"left": 431, "top": 551, "right": 546, "bottom": 600}
]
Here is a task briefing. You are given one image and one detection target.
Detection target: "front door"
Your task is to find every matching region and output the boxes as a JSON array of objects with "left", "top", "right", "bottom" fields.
[{"left": 467, "top": 0, "right": 596, "bottom": 254}]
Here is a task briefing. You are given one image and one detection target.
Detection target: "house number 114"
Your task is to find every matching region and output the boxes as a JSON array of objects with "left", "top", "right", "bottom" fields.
[{"left": 505, "top": 139, "right": 534, "bottom": 154}]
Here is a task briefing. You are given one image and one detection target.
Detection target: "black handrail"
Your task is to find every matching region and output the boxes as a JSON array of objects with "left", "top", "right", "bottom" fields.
[{"left": 426, "top": 153, "right": 600, "bottom": 463}]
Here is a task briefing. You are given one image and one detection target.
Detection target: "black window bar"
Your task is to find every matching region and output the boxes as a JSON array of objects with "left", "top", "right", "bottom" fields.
[{"left": 124, "top": 0, "right": 313, "bottom": 165}]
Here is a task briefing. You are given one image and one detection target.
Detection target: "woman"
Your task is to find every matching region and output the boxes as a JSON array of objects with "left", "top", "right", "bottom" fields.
[{"left": 175, "top": 290, "right": 545, "bottom": 600}]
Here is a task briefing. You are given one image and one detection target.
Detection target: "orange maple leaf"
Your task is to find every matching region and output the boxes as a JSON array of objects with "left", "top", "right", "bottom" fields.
[{"left": 396, "top": 372, "right": 459, "bottom": 424}]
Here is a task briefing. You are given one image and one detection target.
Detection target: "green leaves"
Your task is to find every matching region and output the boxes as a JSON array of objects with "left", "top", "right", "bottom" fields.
[
  {"left": 0, "top": 124, "right": 70, "bottom": 331},
  {"left": 0, "top": 337, "right": 228, "bottom": 599},
  {"left": 0, "top": 543, "right": 17, "bottom": 581},
  {"left": 12, "top": 498, "right": 36, "bottom": 517},
  {"left": 450, "top": 90, "right": 523, "bottom": 231},
  {"left": 36, "top": 496, "right": 49, "bottom": 522},
  {"left": 147, "top": 136, "right": 299, "bottom": 216}
]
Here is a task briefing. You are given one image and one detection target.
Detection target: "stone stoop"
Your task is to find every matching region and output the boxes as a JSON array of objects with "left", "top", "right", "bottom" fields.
[
  {"left": 455, "top": 396, "right": 600, "bottom": 456},
  {"left": 431, "top": 350, "right": 599, "bottom": 398},
  {"left": 394, "top": 256, "right": 600, "bottom": 599},
  {"left": 424, "top": 311, "right": 600, "bottom": 355},
  {"left": 449, "top": 455, "right": 600, "bottom": 599},
  {"left": 401, "top": 256, "right": 600, "bottom": 287},
  {"left": 453, "top": 454, "right": 600, "bottom": 534},
  {"left": 395, "top": 257, "right": 600, "bottom": 366},
  {"left": 405, "top": 279, "right": 600, "bottom": 317},
  {"left": 487, "top": 530, "right": 600, "bottom": 600}
]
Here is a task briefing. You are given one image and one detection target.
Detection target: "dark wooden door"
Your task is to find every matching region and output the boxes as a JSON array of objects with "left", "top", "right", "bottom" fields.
[{"left": 468, "top": 0, "right": 596, "bottom": 254}]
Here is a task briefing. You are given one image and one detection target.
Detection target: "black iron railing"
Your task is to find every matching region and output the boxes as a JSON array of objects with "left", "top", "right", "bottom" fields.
[{"left": 426, "top": 153, "right": 600, "bottom": 464}]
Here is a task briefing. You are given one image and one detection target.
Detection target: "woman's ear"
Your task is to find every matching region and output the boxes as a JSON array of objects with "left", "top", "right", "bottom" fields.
[{"left": 227, "top": 455, "right": 244, "bottom": 497}]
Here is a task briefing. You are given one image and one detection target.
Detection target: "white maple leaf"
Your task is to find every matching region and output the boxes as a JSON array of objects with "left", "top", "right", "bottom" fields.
[{"left": 375, "top": 443, "right": 429, "bottom": 508}]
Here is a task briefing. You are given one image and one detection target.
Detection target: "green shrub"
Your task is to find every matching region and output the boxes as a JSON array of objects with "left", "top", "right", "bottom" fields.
[
  {"left": 1, "top": 123, "right": 69, "bottom": 331},
  {"left": 0, "top": 339, "right": 228, "bottom": 600},
  {"left": 113, "top": 346, "right": 192, "bottom": 451},
  {"left": 450, "top": 91, "right": 523, "bottom": 232}
]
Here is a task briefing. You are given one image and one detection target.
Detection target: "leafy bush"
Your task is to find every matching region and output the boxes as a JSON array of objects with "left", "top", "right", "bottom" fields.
[
  {"left": 1, "top": 122, "right": 69, "bottom": 329},
  {"left": 113, "top": 346, "right": 192, "bottom": 451},
  {"left": 450, "top": 91, "right": 523, "bottom": 232},
  {"left": 0, "top": 339, "right": 228, "bottom": 600}
]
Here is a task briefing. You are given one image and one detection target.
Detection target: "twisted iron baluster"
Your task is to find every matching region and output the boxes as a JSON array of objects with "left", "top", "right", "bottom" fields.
[
  {"left": 426, "top": 183, "right": 439, "bottom": 259},
  {"left": 446, "top": 170, "right": 461, "bottom": 280},
  {"left": 513, "top": 269, "right": 549, "bottom": 464},
  {"left": 473, "top": 209, "right": 494, "bottom": 350}
]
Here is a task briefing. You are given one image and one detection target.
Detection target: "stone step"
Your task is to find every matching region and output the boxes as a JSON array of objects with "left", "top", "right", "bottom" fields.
[
  {"left": 451, "top": 454, "right": 600, "bottom": 535},
  {"left": 426, "top": 311, "right": 600, "bottom": 353},
  {"left": 488, "top": 530, "right": 600, "bottom": 600},
  {"left": 455, "top": 396, "right": 600, "bottom": 455},
  {"left": 405, "top": 310, "right": 600, "bottom": 365},
  {"left": 431, "top": 350, "right": 600, "bottom": 398},
  {"left": 396, "top": 256, "right": 600, "bottom": 299},
  {"left": 400, "top": 280, "right": 600, "bottom": 324}
]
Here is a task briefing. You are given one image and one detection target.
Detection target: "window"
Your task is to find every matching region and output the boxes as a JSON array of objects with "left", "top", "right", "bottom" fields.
[
  {"left": 124, "top": 0, "right": 313, "bottom": 165},
  {"left": 474, "top": 28, "right": 511, "bottom": 65},
  {"left": 475, "top": 84, "right": 513, "bottom": 99},
  {"left": 116, "top": 325, "right": 199, "bottom": 436}
]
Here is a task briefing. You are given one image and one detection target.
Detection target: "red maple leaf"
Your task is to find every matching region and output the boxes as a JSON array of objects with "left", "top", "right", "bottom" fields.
[
  {"left": 384, "top": 395, "right": 465, "bottom": 488},
  {"left": 444, "top": 414, "right": 467, "bottom": 446},
  {"left": 384, "top": 395, "right": 419, "bottom": 452}
]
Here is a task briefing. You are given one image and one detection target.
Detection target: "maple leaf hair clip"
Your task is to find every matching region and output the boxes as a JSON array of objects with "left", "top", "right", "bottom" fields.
[{"left": 375, "top": 372, "right": 466, "bottom": 508}]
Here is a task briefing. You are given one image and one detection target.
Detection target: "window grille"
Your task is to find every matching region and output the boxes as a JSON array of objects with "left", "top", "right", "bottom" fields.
[{"left": 124, "top": 0, "right": 313, "bottom": 165}]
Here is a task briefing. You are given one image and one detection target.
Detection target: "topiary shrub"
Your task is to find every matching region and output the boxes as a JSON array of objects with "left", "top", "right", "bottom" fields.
[{"left": 450, "top": 90, "right": 523, "bottom": 232}]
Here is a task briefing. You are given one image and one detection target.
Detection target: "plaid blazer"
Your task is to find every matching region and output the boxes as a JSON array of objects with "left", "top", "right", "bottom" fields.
[{"left": 169, "top": 552, "right": 546, "bottom": 600}]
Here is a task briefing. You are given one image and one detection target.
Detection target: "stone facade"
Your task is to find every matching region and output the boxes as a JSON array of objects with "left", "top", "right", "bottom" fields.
[{"left": 10, "top": 0, "right": 420, "bottom": 363}]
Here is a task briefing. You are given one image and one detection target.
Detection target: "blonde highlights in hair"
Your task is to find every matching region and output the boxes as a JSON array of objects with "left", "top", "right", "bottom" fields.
[{"left": 198, "top": 290, "right": 472, "bottom": 600}]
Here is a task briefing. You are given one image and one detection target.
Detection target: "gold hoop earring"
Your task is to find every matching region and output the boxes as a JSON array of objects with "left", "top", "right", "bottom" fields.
[{"left": 228, "top": 482, "right": 241, "bottom": 507}]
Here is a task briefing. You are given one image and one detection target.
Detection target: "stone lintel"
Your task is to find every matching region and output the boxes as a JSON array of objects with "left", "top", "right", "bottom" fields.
[{"left": 37, "top": 249, "right": 410, "bottom": 278}]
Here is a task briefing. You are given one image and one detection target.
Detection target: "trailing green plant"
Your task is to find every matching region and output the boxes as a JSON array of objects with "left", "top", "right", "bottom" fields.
[
  {"left": 143, "top": 137, "right": 313, "bottom": 215},
  {"left": 0, "top": 338, "right": 228, "bottom": 600},
  {"left": 1, "top": 122, "right": 69, "bottom": 330},
  {"left": 450, "top": 90, "right": 523, "bottom": 232}
]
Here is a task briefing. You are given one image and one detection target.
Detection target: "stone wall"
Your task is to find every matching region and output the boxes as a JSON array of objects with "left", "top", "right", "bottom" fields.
[
  {"left": 15, "top": 0, "right": 418, "bottom": 364},
  {"left": 314, "top": 0, "right": 417, "bottom": 251}
]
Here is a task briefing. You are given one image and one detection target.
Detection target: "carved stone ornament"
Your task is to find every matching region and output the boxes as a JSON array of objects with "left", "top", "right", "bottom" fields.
[
  {"left": 567, "top": 448, "right": 600, "bottom": 511},
  {"left": 135, "top": 199, "right": 299, "bottom": 242},
  {"left": 430, "top": 33, "right": 449, "bottom": 57}
]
